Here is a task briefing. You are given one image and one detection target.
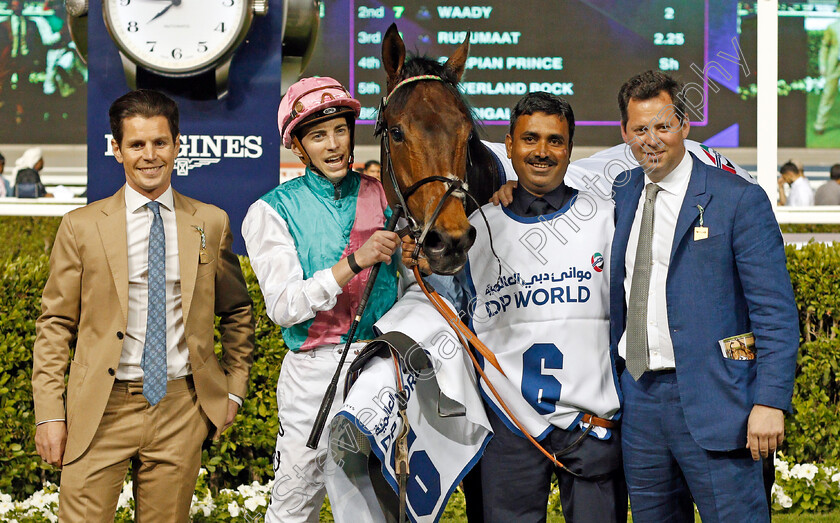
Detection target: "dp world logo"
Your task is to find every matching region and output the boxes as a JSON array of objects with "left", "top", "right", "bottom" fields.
[{"left": 591, "top": 252, "right": 604, "bottom": 273}]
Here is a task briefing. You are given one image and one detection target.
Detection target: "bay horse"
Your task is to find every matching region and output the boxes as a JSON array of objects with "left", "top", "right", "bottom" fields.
[{"left": 377, "top": 24, "right": 503, "bottom": 275}]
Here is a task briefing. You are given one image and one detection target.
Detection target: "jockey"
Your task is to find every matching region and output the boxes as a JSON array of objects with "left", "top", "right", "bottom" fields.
[{"left": 242, "top": 76, "right": 401, "bottom": 523}]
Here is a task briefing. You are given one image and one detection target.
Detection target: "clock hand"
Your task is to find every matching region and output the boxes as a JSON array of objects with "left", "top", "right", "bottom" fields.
[
  {"left": 148, "top": 0, "right": 180, "bottom": 23},
  {"left": 148, "top": 3, "right": 173, "bottom": 22}
]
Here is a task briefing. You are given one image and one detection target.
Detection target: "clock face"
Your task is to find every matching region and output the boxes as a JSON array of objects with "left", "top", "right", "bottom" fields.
[{"left": 103, "top": 0, "right": 249, "bottom": 75}]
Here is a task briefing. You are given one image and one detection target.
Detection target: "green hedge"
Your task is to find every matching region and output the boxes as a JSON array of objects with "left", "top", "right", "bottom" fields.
[
  {"left": 780, "top": 242, "right": 840, "bottom": 465},
  {"left": 0, "top": 217, "right": 61, "bottom": 263},
  {"left": 781, "top": 224, "right": 840, "bottom": 234},
  {"left": 781, "top": 336, "right": 840, "bottom": 466},
  {"left": 1, "top": 218, "right": 840, "bottom": 499},
  {"left": 201, "top": 257, "right": 286, "bottom": 491},
  {"left": 785, "top": 242, "right": 840, "bottom": 342},
  {"left": 0, "top": 253, "right": 53, "bottom": 497},
  {"left": 202, "top": 257, "right": 286, "bottom": 488}
]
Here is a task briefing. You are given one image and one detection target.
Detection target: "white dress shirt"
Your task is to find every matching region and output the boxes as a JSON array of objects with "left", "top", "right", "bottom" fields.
[
  {"left": 120, "top": 184, "right": 190, "bottom": 381},
  {"left": 787, "top": 176, "right": 814, "bottom": 207},
  {"left": 121, "top": 185, "right": 241, "bottom": 406},
  {"left": 618, "top": 151, "right": 693, "bottom": 370}
]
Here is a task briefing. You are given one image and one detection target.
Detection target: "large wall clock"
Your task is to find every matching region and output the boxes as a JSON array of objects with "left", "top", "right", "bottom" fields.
[{"left": 102, "top": 0, "right": 268, "bottom": 99}]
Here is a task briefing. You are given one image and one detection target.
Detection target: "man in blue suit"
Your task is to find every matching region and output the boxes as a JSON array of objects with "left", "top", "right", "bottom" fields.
[{"left": 610, "top": 70, "right": 799, "bottom": 521}]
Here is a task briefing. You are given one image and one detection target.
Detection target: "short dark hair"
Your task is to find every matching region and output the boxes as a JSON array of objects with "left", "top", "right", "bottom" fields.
[
  {"left": 0, "top": 152, "right": 4, "bottom": 163},
  {"left": 618, "top": 70, "right": 688, "bottom": 128},
  {"left": 830, "top": 164, "right": 840, "bottom": 181},
  {"left": 364, "top": 160, "right": 381, "bottom": 170},
  {"left": 509, "top": 92, "right": 575, "bottom": 142},
  {"left": 109, "top": 89, "right": 179, "bottom": 147},
  {"left": 780, "top": 161, "right": 799, "bottom": 176}
]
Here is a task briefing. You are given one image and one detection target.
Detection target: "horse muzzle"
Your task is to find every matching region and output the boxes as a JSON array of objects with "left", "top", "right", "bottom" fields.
[{"left": 422, "top": 226, "right": 477, "bottom": 275}]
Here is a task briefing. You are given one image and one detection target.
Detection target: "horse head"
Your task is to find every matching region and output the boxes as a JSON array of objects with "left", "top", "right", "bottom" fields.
[{"left": 377, "top": 24, "right": 478, "bottom": 275}]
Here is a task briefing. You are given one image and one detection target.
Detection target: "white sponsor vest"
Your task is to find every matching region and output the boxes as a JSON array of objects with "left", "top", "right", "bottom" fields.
[{"left": 466, "top": 189, "right": 620, "bottom": 439}]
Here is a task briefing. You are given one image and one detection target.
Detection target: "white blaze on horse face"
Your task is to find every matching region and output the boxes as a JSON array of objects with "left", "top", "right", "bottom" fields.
[
  {"left": 446, "top": 173, "right": 469, "bottom": 201},
  {"left": 294, "top": 117, "right": 352, "bottom": 183}
]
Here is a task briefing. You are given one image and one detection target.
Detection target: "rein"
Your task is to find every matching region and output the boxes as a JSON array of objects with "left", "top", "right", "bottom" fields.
[{"left": 412, "top": 267, "right": 616, "bottom": 480}]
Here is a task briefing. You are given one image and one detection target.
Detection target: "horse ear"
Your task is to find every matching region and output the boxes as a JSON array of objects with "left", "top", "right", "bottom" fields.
[
  {"left": 382, "top": 23, "right": 405, "bottom": 89},
  {"left": 444, "top": 32, "right": 470, "bottom": 82}
]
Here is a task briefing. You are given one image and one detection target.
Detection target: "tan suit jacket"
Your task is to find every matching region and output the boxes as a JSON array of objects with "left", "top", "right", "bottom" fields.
[{"left": 32, "top": 187, "right": 255, "bottom": 465}]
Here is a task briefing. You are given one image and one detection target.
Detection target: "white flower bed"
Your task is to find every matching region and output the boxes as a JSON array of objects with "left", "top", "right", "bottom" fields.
[
  {"left": 772, "top": 457, "right": 840, "bottom": 512},
  {"left": 4, "top": 459, "right": 840, "bottom": 520},
  {"left": 0, "top": 470, "right": 273, "bottom": 522}
]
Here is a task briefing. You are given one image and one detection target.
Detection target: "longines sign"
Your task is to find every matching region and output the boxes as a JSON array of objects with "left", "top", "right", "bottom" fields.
[{"left": 103, "top": 134, "right": 264, "bottom": 176}]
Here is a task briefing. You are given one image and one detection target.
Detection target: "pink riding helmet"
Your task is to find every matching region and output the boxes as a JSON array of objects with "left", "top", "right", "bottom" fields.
[{"left": 278, "top": 77, "right": 362, "bottom": 149}]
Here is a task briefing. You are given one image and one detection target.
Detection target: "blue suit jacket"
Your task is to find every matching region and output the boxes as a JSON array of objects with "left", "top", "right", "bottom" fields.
[{"left": 609, "top": 153, "right": 799, "bottom": 451}]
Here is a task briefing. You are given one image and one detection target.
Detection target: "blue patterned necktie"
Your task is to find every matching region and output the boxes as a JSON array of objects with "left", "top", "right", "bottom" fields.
[{"left": 142, "top": 201, "right": 167, "bottom": 405}]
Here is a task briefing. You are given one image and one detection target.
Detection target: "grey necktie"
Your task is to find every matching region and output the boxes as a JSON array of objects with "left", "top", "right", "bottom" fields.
[
  {"left": 626, "top": 183, "right": 663, "bottom": 380},
  {"left": 142, "top": 201, "right": 167, "bottom": 405}
]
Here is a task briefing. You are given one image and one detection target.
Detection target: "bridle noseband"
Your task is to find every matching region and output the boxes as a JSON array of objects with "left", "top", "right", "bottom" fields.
[{"left": 375, "top": 74, "right": 475, "bottom": 258}]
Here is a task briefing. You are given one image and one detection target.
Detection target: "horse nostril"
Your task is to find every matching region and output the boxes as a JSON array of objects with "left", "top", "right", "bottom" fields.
[
  {"left": 464, "top": 226, "right": 476, "bottom": 249},
  {"left": 423, "top": 230, "right": 447, "bottom": 255},
  {"left": 452, "top": 226, "right": 476, "bottom": 252},
  {"left": 423, "top": 227, "right": 476, "bottom": 258}
]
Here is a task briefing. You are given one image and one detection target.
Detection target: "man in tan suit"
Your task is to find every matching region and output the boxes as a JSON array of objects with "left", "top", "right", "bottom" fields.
[{"left": 32, "top": 89, "right": 255, "bottom": 522}]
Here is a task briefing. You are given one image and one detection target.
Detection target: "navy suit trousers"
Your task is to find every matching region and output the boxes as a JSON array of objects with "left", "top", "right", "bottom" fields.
[
  {"left": 621, "top": 370, "right": 769, "bottom": 523},
  {"left": 480, "top": 406, "right": 627, "bottom": 522}
]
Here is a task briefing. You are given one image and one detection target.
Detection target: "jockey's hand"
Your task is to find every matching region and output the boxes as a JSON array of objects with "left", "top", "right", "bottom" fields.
[
  {"left": 401, "top": 235, "right": 432, "bottom": 275},
  {"left": 355, "top": 230, "right": 400, "bottom": 268},
  {"left": 490, "top": 180, "right": 517, "bottom": 207}
]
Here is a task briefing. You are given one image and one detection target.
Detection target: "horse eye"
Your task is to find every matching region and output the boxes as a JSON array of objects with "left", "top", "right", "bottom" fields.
[{"left": 390, "top": 127, "right": 404, "bottom": 143}]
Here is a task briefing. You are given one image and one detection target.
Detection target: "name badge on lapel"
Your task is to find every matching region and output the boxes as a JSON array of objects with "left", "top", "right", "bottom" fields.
[
  {"left": 193, "top": 225, "right": 210, "bottom": 264},
  {"left": 694, "top": 204, "right": 709, "bottom": 241}
]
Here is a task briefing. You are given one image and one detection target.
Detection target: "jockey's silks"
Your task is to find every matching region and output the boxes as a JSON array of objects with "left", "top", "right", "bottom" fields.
[{"left": 260, "top": 168, "right": 399, "bottom": 351}]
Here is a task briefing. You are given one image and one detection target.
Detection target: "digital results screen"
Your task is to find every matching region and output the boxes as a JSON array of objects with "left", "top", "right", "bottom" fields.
[
  {"left": 0, "top": 1, "right": 88, "bottom": 143},
  {"left": 765, "top": 1, "right": 840, "bottom": 148},
  {"left": 305, "top": 0, "right": 752, "bottom": 146}
]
